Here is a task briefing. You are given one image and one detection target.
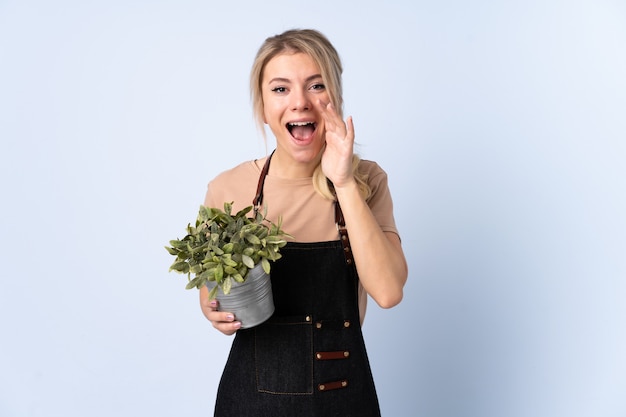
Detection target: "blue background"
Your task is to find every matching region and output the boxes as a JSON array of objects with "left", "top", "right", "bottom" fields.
[{"left": 1, "top": 1, "right": 624, "bottom": 416}]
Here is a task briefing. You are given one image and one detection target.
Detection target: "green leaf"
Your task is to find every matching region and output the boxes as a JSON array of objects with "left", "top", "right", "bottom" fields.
[
  {"left": 245, "top": 233, "right": 261, "bottom": 245},
  {"left": 198, "top": 269, "right": 212, "bottom": 280},
  {"left": 185, "top": 276, "right": 201, "bottom": 290},
  {"left": 224, "top": 266, "right": 238, "bottom": 275},
  {"left": 199, "top": 205, "right": 211, "bottom": 221},
  {"left": 208, "top": 285, "right": 219, "bottom": 300},
  {"left": 241, "top": 254, "right": 255, "bottom": 269},
  {"left": 164, "top": 246, "right": 179, "bottom": 255},
  {"left": 233, "top": 273, "right": 244, "bottom": 283},
  {"left": 169, "top": 240, "right": 188, "bottom": 249},
  {"left": 190, "top": 241, "right": 209, "bottom": 254},
  {"left": 266, "top": 246, "right": 278, "bottom": 261},
  {"left": 210, "top": 245, "right": 224, "bottom": 256},
  {"left": 222, "top": 256, "right": 238, "bottom": 268},
  {"left": 205, "top": 267, "right": 216, "bottom": 280},
  {"left": 235, "top": 205, "right": 253, "bottom": 218},
  {"left": 215, "top": 264, "right": 223, "bottom": 281},
  {"left": 222, "top": 276, "right": 232, "bottom": 294},
  {"left": 266, "top": 236, "right": 286, "bottom": 244},
  {"left": 222, "top": 242, "right": 234, "bottom": 254},
  {"left": 261, "top": 258, "right": 271, "bottom": 274},
  {"left": 169, "top": 261, "right": 189, "bottom": 274}
]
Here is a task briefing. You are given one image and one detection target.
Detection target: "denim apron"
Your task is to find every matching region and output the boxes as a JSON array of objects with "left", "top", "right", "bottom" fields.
[{"left": 213, "top": 154, "right": 381, "bottom": 417}]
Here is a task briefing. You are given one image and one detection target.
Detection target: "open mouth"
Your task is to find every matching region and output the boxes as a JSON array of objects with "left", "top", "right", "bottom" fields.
[{"left": 286, "top": 121, "right": 317, "bottom": 141}]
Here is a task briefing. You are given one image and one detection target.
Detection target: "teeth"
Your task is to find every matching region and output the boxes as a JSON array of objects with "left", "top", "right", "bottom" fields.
[{"left": 288, "top": 122, "right": 314, "bottom": 126}]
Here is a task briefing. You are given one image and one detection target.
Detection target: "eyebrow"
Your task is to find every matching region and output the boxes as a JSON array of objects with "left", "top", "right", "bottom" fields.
[{"left": 267, "top": 74, "right": 323, "bottom": 84}]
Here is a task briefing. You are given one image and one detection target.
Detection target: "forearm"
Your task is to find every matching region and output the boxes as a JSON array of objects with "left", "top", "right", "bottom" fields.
[{"left": 335, "top": 180, "right": 408, "bottom": 308}]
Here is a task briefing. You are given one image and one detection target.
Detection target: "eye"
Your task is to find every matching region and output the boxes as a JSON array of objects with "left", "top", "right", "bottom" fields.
[
  {"left": 271, "top": 86, "right": 287, "bottom": 93},
  {"left": 310, "top": 83, "right": 325, "bottom": 91}
]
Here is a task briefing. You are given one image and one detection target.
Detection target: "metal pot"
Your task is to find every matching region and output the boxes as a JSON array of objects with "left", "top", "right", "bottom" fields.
[{"left": 206, "top": 263, "right": 275, "bottom": 329}]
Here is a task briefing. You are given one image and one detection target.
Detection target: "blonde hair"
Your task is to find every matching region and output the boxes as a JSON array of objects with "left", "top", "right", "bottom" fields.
[{"left": 250, "top": 29, "right": 371, "bottom": 201}]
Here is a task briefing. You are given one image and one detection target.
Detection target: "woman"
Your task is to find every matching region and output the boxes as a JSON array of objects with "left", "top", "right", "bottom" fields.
[{"left": 199, "top": 29, "right": 407, "bottom": 416}]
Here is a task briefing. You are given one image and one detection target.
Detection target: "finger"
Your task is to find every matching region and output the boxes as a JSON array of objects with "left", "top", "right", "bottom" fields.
[
  {"left": 346, "top": 116, "right": 355, "bottom": 141},
  {"left": 208, "top": 310, "right": 241, "bottom": 335},
  {"left": 200, "top": 299, "right": 218, "bottom": 314},
  {"left": 315, "top": 99, "right": 330, "bottom": 113},
  {"left": 316, "top": 99, "right": 340, "bottom": 124},
  {"left": 212, "top": 320, "right": 242, "bottom": 336},
  {"left": 207, "top": 309, "right": 235, "bottom": 322},
  {"left": 318, "top": 101, "right": 349, "bottom": 141}
]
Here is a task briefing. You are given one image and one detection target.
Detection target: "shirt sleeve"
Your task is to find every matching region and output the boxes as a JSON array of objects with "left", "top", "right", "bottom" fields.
[{"left": 364, "top": 161, "right": 400, "bottom": 238}]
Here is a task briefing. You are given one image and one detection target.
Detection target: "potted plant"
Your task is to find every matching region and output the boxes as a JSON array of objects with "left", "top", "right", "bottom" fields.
[{"left": 165, "top": 202, "right": 290, "bottom": 328}]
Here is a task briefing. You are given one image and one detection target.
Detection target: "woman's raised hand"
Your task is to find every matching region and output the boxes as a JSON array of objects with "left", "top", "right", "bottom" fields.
[{"left": 317, "top": 100, "right": 356, "bottom": 189}]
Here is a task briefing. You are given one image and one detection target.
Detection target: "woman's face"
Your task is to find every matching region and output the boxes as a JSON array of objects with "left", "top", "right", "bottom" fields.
[{"left": 261, "top": 52, "right": 330, "bottom": 175}]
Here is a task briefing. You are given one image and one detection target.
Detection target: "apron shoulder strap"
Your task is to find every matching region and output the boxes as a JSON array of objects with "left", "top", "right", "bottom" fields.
[
  {"left": 253, "top": 151, "right": 274, "bottom": 214},
  {"left": 335, "top": 199, "right": 354, "bottom": 265}
]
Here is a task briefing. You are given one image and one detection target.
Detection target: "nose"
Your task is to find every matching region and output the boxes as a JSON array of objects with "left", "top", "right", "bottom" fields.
[{"left": 291, "top": 88, "right": 311, "bottom": 112}]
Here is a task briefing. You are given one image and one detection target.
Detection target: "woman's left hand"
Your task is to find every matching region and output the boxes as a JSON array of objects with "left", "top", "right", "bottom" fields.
[{"left": 317, "top": 100, "right": 355, "bottom": 188}]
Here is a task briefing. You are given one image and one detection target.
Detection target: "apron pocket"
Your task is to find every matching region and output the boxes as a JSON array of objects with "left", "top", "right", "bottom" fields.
[{"left": 255, "top": 315, "right": 313, "bottom": 395}]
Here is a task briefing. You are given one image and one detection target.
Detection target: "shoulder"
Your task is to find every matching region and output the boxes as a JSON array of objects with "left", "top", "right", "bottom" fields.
[
  {"left": 205, "top": 159, "right": 263, "bottom": 210},
  {"left": 358, "top": 159, "right": 387, "bottom": 178},
  {"left": 210, "top": 160, "right": 261, "bottom": 185},
  {"left": 357, "top": 159, "right": 390, "bottom": 196}
]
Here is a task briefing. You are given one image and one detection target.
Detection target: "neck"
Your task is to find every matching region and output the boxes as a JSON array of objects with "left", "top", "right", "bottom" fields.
[{"left": 269, "top": 149, "right": 322, "bottom": 179}]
